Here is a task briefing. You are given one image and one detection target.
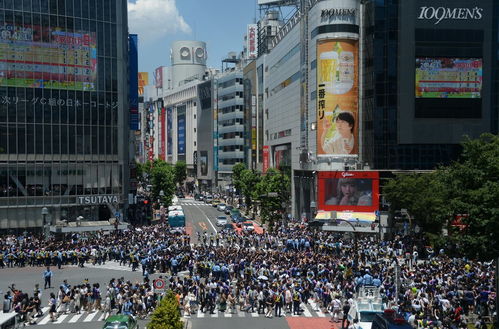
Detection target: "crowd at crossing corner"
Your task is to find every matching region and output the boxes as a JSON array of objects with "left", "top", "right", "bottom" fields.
[{"left": 0, "top": 220, "right": 496, "bottom": 329}]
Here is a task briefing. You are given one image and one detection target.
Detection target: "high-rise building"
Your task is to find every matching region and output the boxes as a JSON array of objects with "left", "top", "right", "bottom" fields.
[{"left": 0, "top": 0, "right": 130, "bottom": 230}]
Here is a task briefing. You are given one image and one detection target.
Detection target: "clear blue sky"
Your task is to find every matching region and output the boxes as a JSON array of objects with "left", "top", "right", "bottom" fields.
[{"left": 128, "top": 0, "right": 259, "bottom": 81}]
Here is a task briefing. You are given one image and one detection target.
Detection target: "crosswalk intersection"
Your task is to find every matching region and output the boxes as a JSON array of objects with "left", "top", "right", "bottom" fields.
[
  {"left": 179, "top": 201, "right": 211, "bottom": 206},
  {"left": 19, "top": 300, "right": 330, "bottom": 326}
]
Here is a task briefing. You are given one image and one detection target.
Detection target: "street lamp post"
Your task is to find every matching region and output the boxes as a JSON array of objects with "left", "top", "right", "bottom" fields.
[{"left": 41, "top": 207, "right": 49, "bottom": 241}]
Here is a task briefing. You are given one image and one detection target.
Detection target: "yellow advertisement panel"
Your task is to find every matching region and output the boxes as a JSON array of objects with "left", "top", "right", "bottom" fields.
[
  {"left": 138, "top": 72, "right": 149, "bottom": 96},
  {"left": 316, "top": 40, "right": 358, "bottom": 156}
]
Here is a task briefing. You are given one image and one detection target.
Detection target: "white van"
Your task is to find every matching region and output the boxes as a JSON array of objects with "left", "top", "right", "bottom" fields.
[{"left": 168, "top": 205, "right": 183, "bottom": 212}]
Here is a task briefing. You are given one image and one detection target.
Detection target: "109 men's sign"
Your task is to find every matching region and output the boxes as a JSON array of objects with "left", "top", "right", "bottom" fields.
[{"left": 418, "top": 6, "right": 484, "bottom": 25}]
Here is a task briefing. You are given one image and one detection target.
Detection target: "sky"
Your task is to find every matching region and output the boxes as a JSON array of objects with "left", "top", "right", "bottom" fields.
[{"left": 128, "top": 0, "right": 260, "bottom": 82}]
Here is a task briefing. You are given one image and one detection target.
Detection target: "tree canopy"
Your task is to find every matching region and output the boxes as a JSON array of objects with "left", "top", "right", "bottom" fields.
[
  {"left": 383, "top": 133, "right": 499, "bottom": 260},
  {"left": 148, "top": 290, "right": 183, "bottom": 329},
  {"left": 174, "top": 161, "right": 187, "bottom": 186},
  {"left": 150, "top": 160, "right": 176, "bottom": 208}
]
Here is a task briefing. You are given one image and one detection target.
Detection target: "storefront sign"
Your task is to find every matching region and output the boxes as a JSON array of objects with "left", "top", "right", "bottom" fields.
[
  {"left": 321, "top": 8, "right": 357, "bottom": 19},
  {"left": 417, "top": 6, "right": 483, "bottom": 25},
  {"left": 77, "top": 195, "right": 120, "bottom": 205}
]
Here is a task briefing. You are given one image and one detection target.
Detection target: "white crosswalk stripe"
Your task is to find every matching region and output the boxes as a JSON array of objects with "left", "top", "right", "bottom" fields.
[
  {"left": 181, "top": 304, "right": 323, "bottom": 319},
  {"left": 68, "top": 312, "right": 85, "bottom": 323}
]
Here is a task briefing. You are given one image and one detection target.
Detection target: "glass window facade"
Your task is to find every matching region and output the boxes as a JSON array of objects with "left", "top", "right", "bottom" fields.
[{"left": 0, "top": 0, "right": 128, "bottom": 229}]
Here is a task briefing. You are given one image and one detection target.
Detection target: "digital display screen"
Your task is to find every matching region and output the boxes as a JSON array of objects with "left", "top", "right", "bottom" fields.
[
  {"left": 0, "top": 24, "right": 97, "bottom": 91},
  {"left": 415, "top": 57, "right": 482, "bottom": 98},
  {"left": 318, "top": 171, "right": 379, "bottom": 212}
]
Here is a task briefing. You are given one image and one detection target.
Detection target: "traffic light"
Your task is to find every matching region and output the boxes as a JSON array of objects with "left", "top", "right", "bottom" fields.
[{"left": 143, "top": 200, "right": 149, "bottom": 205}]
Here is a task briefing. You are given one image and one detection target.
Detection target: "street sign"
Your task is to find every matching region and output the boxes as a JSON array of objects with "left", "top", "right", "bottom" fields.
[{"left": 153, "top": 279, "right": 166, "bottom": 293}]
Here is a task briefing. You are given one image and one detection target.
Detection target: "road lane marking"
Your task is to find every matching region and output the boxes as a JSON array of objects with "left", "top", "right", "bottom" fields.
[
  {"left": 195, "top": 204, "right": 217, "bottom": 233},
  {"left": 83, "top": 311, "right": 99, "bottom": 322},
  {"left": 197, "top": 309, "right": 205, "bottom": 318},
  {"left": 301, "top": 303, "right": 312, "bottom": 317},
  {"left": 69, "top": 312, "right": 85, "bottom": 323},
  {"left": 38, "top": 314, "right": 52, "bottom": 325},
  {"left": 54, "top": 313, "right": 68, "bottom": 323}
]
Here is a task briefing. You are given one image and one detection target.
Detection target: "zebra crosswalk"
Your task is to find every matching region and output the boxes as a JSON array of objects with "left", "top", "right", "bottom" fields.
[
  {"left": 182, "top": 302, "right": 330, "bottom": 319},
  {"left": 20, "top": 301, "right": 329, "bottom": 326},
  {"left": 21, "top": 308, "right": 114, "bottom": 326},
  {"left": 68, "top": 260, "right": 136, "bottom": 272},
  {"left": 179, "top": 201, "right": 211, "bottom": 206}
]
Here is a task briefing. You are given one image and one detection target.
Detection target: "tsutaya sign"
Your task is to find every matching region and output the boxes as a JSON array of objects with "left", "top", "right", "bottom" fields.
[
  {"left": 77, "top": 195, "right": 120, "bottom": 205},
  {"left": 418, "top": 6, "right": 484, "bottom": 25}
]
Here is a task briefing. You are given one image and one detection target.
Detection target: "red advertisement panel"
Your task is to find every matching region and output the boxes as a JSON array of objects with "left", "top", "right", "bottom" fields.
[
  {"left": 262, "top": 146, "right": 269, "bottom": 173},
  {"left": 159, "top": 107, "right": 165, "bottom": 160},
  {"left": 318, "top": 171, "right": 379, "bottom": 212}
]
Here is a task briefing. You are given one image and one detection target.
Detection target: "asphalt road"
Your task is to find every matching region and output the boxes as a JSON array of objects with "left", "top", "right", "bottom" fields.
[{"left": 0, "top": 201, "right": 316, "bottom": 329}]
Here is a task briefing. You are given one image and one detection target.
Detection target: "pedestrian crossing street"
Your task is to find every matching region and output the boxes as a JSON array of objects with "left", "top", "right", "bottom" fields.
[
  {"left": 182, "top": 300, "right": 331, "bottom": 319},
  {"left": 20, "top": 307, "right": 114, "bottom": 325},
  {"left": 20, "top": 300, "right": 330, "bottom": 326}
]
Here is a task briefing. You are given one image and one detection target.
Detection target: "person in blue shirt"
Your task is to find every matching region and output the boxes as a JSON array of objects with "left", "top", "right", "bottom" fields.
[{"left": 43, "top": 267, "right": 53, "bottom": 289}]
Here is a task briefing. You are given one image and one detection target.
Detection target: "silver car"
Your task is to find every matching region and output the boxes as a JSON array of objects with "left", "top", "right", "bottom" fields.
[{"left": 216, "top": 216, "right": 228, "bottom": 227}]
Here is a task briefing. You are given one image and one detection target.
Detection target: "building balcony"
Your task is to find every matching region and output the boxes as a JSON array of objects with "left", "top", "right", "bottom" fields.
[
  {"left": 218, "top": 84, "right": 243, "bottom": 97},
  {"left": 217, "top": 150, "right": 245, "bottom": 159},
  {"left": 218, "top": 110, "right": 244, "bottom": 122},
  {"left": 218, "top": 136, "right": 245, "bottom": 146},
  {"left": 218, "top": 124, "right": 244, "bottom": 134},
  {"left": 218, "top": 96, "right": 243, "bottom": 109}
]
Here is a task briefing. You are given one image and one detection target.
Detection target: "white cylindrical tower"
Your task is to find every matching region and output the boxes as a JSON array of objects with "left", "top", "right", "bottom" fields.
[{"left": 170, "top": 40, "right": 207, "bottom": 87}]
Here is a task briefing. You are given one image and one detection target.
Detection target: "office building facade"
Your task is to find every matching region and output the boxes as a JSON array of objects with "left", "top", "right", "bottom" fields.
[{"left": 0, "top": 0, "right": 130, "bottom": 229}]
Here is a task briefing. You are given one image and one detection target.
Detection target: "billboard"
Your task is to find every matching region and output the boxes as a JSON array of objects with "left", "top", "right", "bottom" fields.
[
  {"left": 129, "top": 34, "right": 139, "bottom": 130},
  {"left": 166, "top": 107, "right": 172, "bottom": 155},
  {"left": 247, "top": 24, "right": 258, "bottom": 59},
  {"left": 200, "top": 151, "right": 208, "bottom": 176},
  {"left": 154, "top": 66, "right": 163, "bottom": 88},
  {"left": 0, "top": 23, "right": 97, "bottom": 90},
  {"left": 262, "top": 145, "right": 270, "bottom": 173},
  {"left": 415, "top": 57, "right": 482, "bottom": 98},
  {"left": 316, "top": 39, "right": 359, "bottom": 156},
  {"left": 177, "top": 110, "right": 186, "bottom": 155},
  {"left": 159, "top": 107, "right": 165, "bottom": 160},
  {"left": 138, "top": 72, "right": 149, "bottom": 96},
  {"left": 318, "top": 171, "right": 379, "bottom": 212}
]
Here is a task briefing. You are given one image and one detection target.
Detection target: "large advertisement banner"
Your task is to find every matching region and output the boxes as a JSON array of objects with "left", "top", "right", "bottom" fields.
[
  {"left": 129, "top": 34, "right": 139, "bottom": 130},
  {"left": 177, "top": 112, "right": 186, "bottom": 155},
  {"left": 262, "top": 145, "right": 270, "bottom": 173},
  {"left": 138, "top": 72, "right": 148, "bottom": 96},
  {"left": 318, "top": 171, "right": 379, "bottom": 212},
  {"left": 166, "top": 107, "right": 172, "bottom": 155},
  {"left": 316, "top": 39, "right": 358, "bottom": 156},
  {"left": 247, "top": 24, "right": 258, "bottom": 59},
  {"left": 154, "top": 66, "right": 163, "bottom": 88},
  {"left": 0, "top": 23, "right": 97, "bottom": 90},
  {"left": 159, "top": 107, "right": 165, "bottom": 160},
  {"left": 415, "top": 57, "right": 482, "bottom": 98}
]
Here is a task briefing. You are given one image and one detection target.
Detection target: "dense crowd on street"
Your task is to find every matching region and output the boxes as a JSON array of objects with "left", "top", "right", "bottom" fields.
[{"left": 0, "top": 223, "right": 496, "bottom": 329}]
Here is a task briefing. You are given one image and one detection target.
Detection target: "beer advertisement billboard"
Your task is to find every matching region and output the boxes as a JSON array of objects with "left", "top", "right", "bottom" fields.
[{"left": 316, "top": 39, "right": 358, "bottom": 157}]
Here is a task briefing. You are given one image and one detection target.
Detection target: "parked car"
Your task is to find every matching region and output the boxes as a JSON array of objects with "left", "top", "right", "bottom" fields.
[
  {"left": 102, "top": 315, "right": 138, "bottom": 329},
  {"left": 221, "top": 223, "right": 235, "bottom": 233},
  {"left": 211, "top": 200, "right": 221, "bottom": 207},
  {"left": 217, "top": 203, "right": 227, "bottom": 211},
  {"left": 216, "top": 216, "right": 228, "bottom": 227},
  {"left": 194, "top": 194, "right": 202, "bottom": 201},
  {"left": 205, "top": 195, "right": 213, "bottom": 204},
  {"left": 243, "top": 221, "right": 255, "bottom": 232},
  {"left": 224, "top": 205, "right": 233, "bottom": 215}
]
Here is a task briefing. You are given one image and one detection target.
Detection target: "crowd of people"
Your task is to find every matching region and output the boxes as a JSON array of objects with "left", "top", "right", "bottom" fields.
[{"left": 0, "top": 223, "right": 496, "bottom": 328}]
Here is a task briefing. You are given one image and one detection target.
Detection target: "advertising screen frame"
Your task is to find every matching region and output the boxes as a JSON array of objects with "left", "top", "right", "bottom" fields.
[
  {"left": 415, "top": 57, "right": 482, "bottom": 99},
  {"left": 318, "top": 171, "right": 379, "bottom": 212},
  {"left": 177, "top": 110, "right": 186, "bottom": 155},
  {"left": 316, "top": 39, "right": 359, "bottom": 157}
]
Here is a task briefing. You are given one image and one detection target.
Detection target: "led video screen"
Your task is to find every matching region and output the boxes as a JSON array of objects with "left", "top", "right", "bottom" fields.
[
  {"left": 415, "top": 57, "right": 482, "bottom": 98},
  {"left": 0, "top": 24, "right": 97, "bottom": 91},
  {"left": 318, "top": 171, "right": 379, "bottom": 212}
]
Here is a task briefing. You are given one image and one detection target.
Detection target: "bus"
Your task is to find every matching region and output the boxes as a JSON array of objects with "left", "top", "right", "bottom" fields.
[{"left": 168, "top": 210, "right": 185, "bottom": 227}]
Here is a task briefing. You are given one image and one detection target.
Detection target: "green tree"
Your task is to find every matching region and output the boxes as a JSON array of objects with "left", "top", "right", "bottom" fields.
[
  {"left": 254, "top": 168, "right": 291, "bottom": 230},
  {"left": 383, "top": 172, "right": 447, "bottom": 233},
  {"left": 239, "top": 169, "right": 260, "bottom": 211},
  {"left": 148, "top": 290, "right": 183, "bottom": 329},
  {"left": 174, "top": 161, "right": 187, "bottom": 186},
  {"left": 231, "top": 162, "right": 246, "bottom": 195},
  {"left": 151, "top": 160, "right": 176, "bottom": 208},
  {"left": 434, "top": 133, "right": 499, "bottom": 259}
]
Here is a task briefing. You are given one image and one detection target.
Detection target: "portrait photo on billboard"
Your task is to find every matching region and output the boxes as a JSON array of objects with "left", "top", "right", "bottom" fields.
[
  {"left": 318, "top": 171, "right": 379, "bottom": 212},
  {"left": 316, "top": 39, "right": 359, "bottom": 157},
  {"left": 200, "top": 151, "right": 208, "bottom": 176}
]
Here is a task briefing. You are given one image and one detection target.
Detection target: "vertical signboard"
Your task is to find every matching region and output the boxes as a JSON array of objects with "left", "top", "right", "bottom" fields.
[
  {"left": 159, "top": 107, "right": 165, "bottom": 160},
  {"left": 247, "top": 24, "right": 258, "bottom": 59},
  {"left": 213, "top": 109, "right": 219, "bottom": 171},
  {"left": 198, "top": 81, "right": 212, "bottom": 110},
  {"left": 128, "top": 34, "right": 139, "bottom": 130},
  {"left": 262, "top": 145, "right": 270, "bottom": 173},
  {"left": 166, "top": 107, "right": 173, "bottom": 155},
  {"left": 154, "top": 66, "right": 163, "bottom": 88},
  {"left": 138, "top": 72, "right": 149, "bottom": 96},
  {"left": 177, "top": 107, "right": 186, "bottom": 155},
  {"left": 316, "top": 39, "right": 359, "bottom": 156}
]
